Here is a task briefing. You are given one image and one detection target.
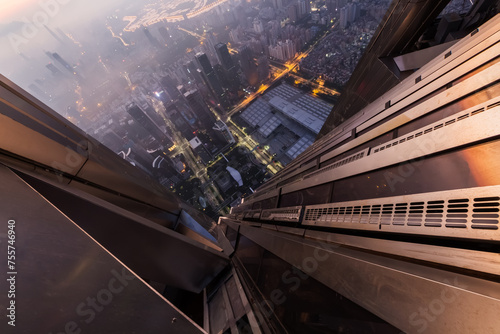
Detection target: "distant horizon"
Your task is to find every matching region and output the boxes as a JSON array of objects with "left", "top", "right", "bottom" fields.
[
  {"left": 0, "top": 0, "right": 38, "bottom": 21},
  {"left": 0, "top": 0, "right": 131, "bottom": 82},
  {"left": 0, "top": 0, "right": 229, "bottom": 86}
]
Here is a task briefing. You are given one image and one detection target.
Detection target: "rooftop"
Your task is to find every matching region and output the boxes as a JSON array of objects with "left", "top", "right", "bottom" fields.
[{"left": 269, "top": 95, "right": 328, "bottom": 134}]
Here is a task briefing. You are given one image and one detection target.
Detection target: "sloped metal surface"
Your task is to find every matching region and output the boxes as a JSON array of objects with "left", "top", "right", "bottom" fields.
[
  {"left": 0, "top": 164, "right": 206, "bottom": 333},
  {"left": 11, "top": 167, "right": 229, "bottom": 293}
]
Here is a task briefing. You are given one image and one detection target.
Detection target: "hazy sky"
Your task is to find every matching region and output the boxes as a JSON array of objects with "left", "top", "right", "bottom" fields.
[
  {"left": 0, "top": 0, "right": 37, "bottom": 21},
  {"left": 0, "top": 0, "right": 134, "bottom": 82}
]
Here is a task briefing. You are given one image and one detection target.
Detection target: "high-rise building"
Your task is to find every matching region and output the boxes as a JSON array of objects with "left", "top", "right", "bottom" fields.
[
  {"left": 325, "top": 0, "right": 335, "bottom": 13},
  {"left": 213, "top": 64, "right": 229, "bottom": 88},
  {"left": 340, "top": 6, "right": 349, "bottom": 28},
  {"left": 212, "top": 120, "right": 235, "bottom": 144},
  {"left": 215, "top": 43, "right": 240, "bottom": 91},
  {"left": 269, "top": 40, "right": 296, "bottom": 61},
  {"left": 269, "top": 43, "right": 284, "bottom": 60},
  {"left": 327, "top": 0, "right": 347, "bottom": 13},
  {"left": 55, "top": 27, "right": 70, "bottom": 43},
  {"left": 44, "top": 25, "right": 64, "bottom": 44},
  {"left": 142, "top": 26, "right": 162, "bottom": 49},
  {"left": 283, "top": 39, "right": 296, "bottom": 59},
  {"left": 126, "top": 103, "right": 172, "bottom": 148},
  {"left": 297, "top": 0, "right": 311, "bottom": 18},
  {"left": 195, "top": 53, "right": 229, "bottom": 108},
  {"left": 204, "top": 30, "right": 219, "bottom": 65},
  {"left": 185, "top": 60, "right": 203, "bottom": 84},
  {"left": 45, "top": 63, "right": 63, "bottom": 76},
  {"left": 184, "top": 89, "right": 216, "bottom": 128},
  {"left": 288, "top": 4, "right": 298, "bottom": 22},
  {"left": 347, "top": 3, "right": 360, "bottom": 23},
  {"left": 229, "top": 28, "right": 241, "bottom": 44},
  {"left": 257, "top": 55, "right": 270, "bottom": 81},
  {"left": 2, "top": 2, "right": 499, "bottom": 334},
  {"left": 49, "top": 52, "right": 83, "bottom": 81},
  {"left": 214, "top": 43, "right": 234, "bottom": 71},
  {"left": 238, "top": 45, "right": 259, "bottom": 86},
  {"left": 28, "top": 83, "right": 49, "bottom": 101},
  {"left": 253, "top": 18, "right": 264, "bottom": 34},
  {"left": 160, "top": 76, "right": 182, "bottom": 102},
  {"left": 102, "top": 129, "right": 125, "bottom": 152},
  {"left": 52, "top": 52, "right": 73, "bottom": 74},
  {"left": 196, "top": 53, "right": 216, "bottom": 80},
  {"left": 171, "top": 110, "right": 195, "bottom": 141},
  {"left": 271, "top": 0, "right": 283, "bottom": 10},
  {"left": 158, "top": 26, "right": 172, "bottom": 46}
]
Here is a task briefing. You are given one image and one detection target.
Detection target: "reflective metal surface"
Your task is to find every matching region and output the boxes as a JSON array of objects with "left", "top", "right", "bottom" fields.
[
  {"left": 224, "top": 220, "right": 500, "bottom": 334},
  {"left": 0, "top": 164, "right": 206, "bottom": 333},
  {"left": 230, "top": 224, "right": 401, "bottom": 334},
  {"left": 227, "top": 14, "right": 500, "bottom": 334},
  {"left": 13, "top": 167, "right": 229, "bottom": 293}
]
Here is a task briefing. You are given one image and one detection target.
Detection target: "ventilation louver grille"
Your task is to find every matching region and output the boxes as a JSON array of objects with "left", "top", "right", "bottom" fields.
[
  {"left": 304, "top": 149, "right": 368, "bottom": 180},
  {"left": 261, "top": 206, "right": 302, "bottom": 222},
  {"left": 372, "top": 105, "right": 490, "bottom": 154},
  {"left": 244, "top": 210, "right": 262, "bottom": 219},
  {"left": 472, "top": 196, "right": 500, "bottom": 229},
  {"left": 302, "top": 187, "right": 499, "bottom": 239}
]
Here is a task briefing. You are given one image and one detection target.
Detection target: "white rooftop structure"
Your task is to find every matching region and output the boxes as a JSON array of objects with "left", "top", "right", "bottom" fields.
[
  {"left": 258, "top": 115, "right": 282, "bottom": 138},
  {"left": 240, "top": 83, "right": 332, "bottom": 163},
  {"left": 266, "top": 83, "right": 332, "bottom": 134},
  {"left": 242, "top": 83, "right": 332, "bottom": 134},
  {"left": 226, "top": 166, "right": 243, "bottom": 186},
  {"left": 269, "top": 96, "right": 326, "bottom": 134},
  {"left": 286, "top": 135, "right": 315, "bottom": 159},
  {"left": 294, "top": 94, "right": 332, "bottom": 121},
  {"left": 240, "top": 99, "right": 272, "bottom": 127},
  {"left": 189, "top": 136, "right": 202, "bottom": 149},
  {"left": 264, "top": 83, "right": 302, "bottom": 100}
]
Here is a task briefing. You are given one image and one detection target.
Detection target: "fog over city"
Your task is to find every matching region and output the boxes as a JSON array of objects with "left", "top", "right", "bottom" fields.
[
  {"left": 0, "top": 0, "right": 387, "bottom": 117},
  {"left": 0, "top": 1, "right": 127, "bottom": 71}
]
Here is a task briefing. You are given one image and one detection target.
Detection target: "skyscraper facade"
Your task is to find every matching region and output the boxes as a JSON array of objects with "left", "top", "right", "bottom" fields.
[
  {"left": 126, "top": 103, "right": 173, "bottom": 148},
  {"left": 143, "top": 26, "right": 162, "bottom": 49},
  {"left": 2, "top": 2, "right": 499, "bottom": 334},
  {"left": 196, "top": 53, "right": 229, "bottom": 108},
  {"left": 215, "top": 43, "right": 240, "bottom": 92}
]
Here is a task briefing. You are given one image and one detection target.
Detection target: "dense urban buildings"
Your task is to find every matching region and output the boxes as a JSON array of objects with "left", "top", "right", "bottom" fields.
[
  {"left": 0, "top": 0, "right": 475, "bottom": 218},
  {"left": 1, "top": 0, "right": 499, "bottom": 333},
  {"left": 239, "top": 82, "right": 332, "bottom": 164},
  {"left": 11, "top": 0, "right": 491, "bottom": 230}
]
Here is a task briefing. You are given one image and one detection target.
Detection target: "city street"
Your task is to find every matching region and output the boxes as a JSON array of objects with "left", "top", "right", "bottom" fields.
[
  {"left": 227, "top": 119, "right": 281, "bottom": 174},
  {"left": 279, "top": 67, "right": 340, "bottom": 97},
  {"left": 226, "top": 23, "right": 337, "bottom": 118},
  {"left": 151, "top": 98, "right": 225, "bottom": 209},
  {"left": 130, "top": 22, "right": 338, "bottom": 214}
]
